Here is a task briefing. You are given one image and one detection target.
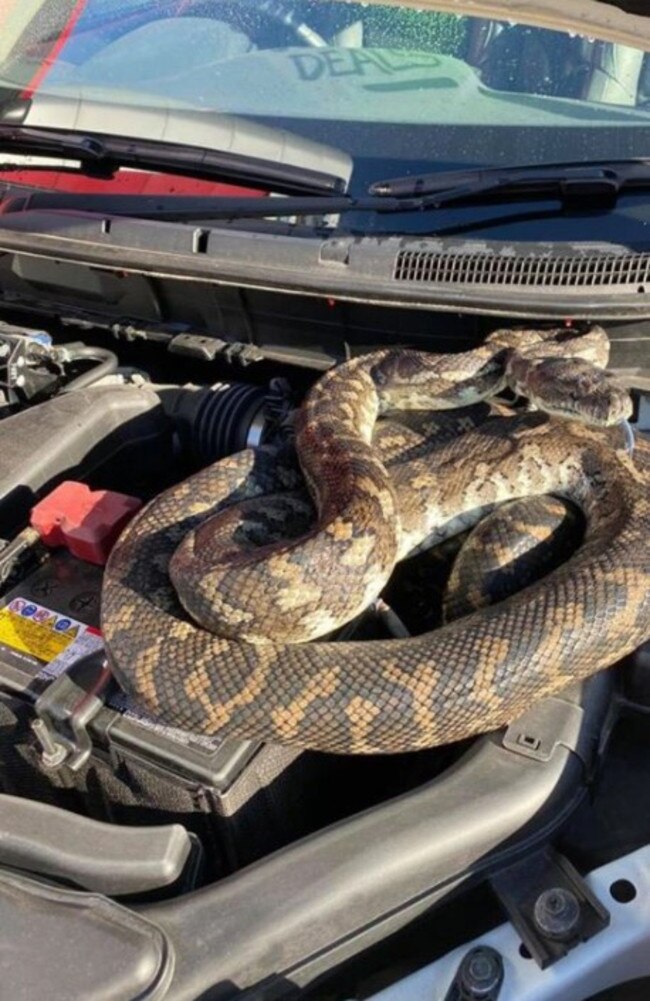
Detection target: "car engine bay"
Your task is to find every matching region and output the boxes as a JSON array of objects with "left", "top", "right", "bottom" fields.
[{"left": 0, "top": 250, "right": 649, "bottom": 1001}]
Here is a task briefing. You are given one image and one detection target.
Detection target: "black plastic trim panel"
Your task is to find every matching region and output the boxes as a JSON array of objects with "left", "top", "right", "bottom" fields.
[
  {"left": 147, "top": 675, "right": 612, "bottom": 1000},
  {"left": 1, "top": 214, "right": 650, "bottom": 319},
  {"left": 0, "top": 794, "right": 194, "bottom": 895},
  {"left": 0, "top": 648, "right": 613, "bottom": 999},
  {"left": 0, "top": 384, "right": 169, "bottom": 536},
  {"left": 0, "top": 869, "right": 173, "bottom": 1001}
]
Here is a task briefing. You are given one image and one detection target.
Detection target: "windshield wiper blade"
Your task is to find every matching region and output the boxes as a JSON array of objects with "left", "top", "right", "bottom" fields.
[
  {"left": 0, "top": 126, "right": 348, "bottom": 197},
  {"left": 369, "top": 159, "right": 650, "bottom": 206},
  {"left": 0, "top": 128, "right": 109, "bottom": 161}
]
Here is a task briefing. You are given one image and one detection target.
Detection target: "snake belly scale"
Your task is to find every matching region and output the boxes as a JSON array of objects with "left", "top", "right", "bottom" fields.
[{"left": 102, "top": 328, "right": 650, "bottom": 754}]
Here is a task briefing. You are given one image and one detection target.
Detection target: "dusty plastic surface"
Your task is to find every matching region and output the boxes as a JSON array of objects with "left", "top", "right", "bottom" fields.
[
  {"left": 0, "top": 869, "right": 172, "bottom": 1001},
  {"left": 0, "top": 794, "right": 193, "bottom": 895},
  {"left": 147, "top": 676, "right": 612, "bottom": 1000}
]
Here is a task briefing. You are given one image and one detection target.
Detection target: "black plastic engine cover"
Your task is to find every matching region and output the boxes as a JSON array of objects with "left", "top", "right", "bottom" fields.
[{"left": 0, "top": 868, "right": 173, "bottom": 1001}]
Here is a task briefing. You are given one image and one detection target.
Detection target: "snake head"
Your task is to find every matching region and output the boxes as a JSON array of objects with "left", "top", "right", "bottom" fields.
[
  {"left": 509, "top": 356, "right": 633, "bottom": 427},
  {"left": 368, "top": 349, "right": 505, "bottom": 412}
]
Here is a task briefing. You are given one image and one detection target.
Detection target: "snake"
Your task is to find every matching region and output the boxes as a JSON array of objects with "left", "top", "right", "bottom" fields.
[
  {"left": 102, "top": 325, "right": 650, "bottom": 754},
  {"left": 442, "top": 494, "right": 583, "bottom": 624}
]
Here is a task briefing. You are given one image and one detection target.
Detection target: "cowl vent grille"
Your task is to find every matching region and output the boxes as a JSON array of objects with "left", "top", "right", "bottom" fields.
[{"left": 393, "top": 250, "right": 650, "bottom": 289}]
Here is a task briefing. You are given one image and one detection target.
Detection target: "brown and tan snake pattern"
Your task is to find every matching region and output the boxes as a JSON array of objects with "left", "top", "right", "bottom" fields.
[{"left": 102, "top": 326, "right": 650, "bottom": 754}]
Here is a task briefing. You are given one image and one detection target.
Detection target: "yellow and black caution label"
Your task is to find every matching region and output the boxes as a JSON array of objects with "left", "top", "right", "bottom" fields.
[{"left": 0, "top": 597, "right": 83, "bottom": 664}]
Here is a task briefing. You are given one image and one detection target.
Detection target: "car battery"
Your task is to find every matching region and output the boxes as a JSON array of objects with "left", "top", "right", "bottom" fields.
[{"left": 0, "top": 548, "right": 314, "bottom": 879}]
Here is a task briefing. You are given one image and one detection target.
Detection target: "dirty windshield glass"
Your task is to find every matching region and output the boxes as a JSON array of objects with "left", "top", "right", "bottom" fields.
[{"left": 1, "top": 1, "right": 650, "bottom": 188}]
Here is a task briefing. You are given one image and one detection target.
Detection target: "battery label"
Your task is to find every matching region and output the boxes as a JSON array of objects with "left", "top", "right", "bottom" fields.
[
  {"left": 0, "top": 597, "right": 102, "bottom": 677},
  {"left": 0, "top": 596, "right": 222, "bottom": 753},
  {"left": 41, "top": 627, "right": 104, "bottom": 681},
  {"left": 110, "top": 690, "right": 223, "bottom": 752}
]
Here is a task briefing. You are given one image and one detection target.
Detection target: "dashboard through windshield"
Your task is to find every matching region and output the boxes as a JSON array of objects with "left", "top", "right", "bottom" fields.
[{"left": 1, "top": 1, "right": 650, "bottom": 194}]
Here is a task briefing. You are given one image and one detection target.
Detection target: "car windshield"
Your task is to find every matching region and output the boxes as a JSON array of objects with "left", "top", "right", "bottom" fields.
[{"left": 1, "top": 0, "right": 650, "bottom": 193}]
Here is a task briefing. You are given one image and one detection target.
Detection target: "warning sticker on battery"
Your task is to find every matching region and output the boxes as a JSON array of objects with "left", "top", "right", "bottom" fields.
[
  {"left": 0, "top": 597, "right": 222, "bottom": 752},
  {"left": 0, "top": 597, "right": 103, "bottom": 677}
]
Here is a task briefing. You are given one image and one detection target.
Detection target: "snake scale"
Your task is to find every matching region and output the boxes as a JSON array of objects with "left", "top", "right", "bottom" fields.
[{"left": 102, "top": 326, "right": 650, "bottom": 754}]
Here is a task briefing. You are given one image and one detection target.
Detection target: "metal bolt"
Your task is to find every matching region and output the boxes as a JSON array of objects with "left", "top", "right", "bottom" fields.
[
  {"left": 31, "top": 719, "right": 69, "bottom": 769},
  {"left": 458, "top": 946, "right": 503, "bottom": 998},
  {"left": 533, "top": 887, "right": 581, "bottom": 941}
]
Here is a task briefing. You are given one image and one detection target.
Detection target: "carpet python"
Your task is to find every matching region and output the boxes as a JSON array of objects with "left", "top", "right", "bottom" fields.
[{"left": 102, "top": 326, "right": 650, "bottom": 753}]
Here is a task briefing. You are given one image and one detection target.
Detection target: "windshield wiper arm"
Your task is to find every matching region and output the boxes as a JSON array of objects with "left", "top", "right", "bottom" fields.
[
  {"left": 0, "top": 126, "right": 348, "bottom": 197},
  {"left": 6, "top": 159, "right": 650, "bottom": 224},
  {"left": 369, "top": 160, "right": 650, "bottom": 207},
  {"left": 0, "top": 187, "right": 373, "bottom": 220}
]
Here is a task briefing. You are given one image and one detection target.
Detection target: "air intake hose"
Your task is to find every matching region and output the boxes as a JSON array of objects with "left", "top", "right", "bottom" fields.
[{"left": 162, "top": 379, "right": 291, "bottom": 464}]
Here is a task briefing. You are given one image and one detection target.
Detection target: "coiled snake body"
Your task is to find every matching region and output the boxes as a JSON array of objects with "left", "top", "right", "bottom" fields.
[{"left": 102, "top": 327, "right": 650, "bottom": 754}]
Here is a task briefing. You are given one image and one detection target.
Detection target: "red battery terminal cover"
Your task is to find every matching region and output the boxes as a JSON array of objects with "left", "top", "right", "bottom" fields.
[{"left": 30, "top": 481, "right": 142, "bottom": 566}]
